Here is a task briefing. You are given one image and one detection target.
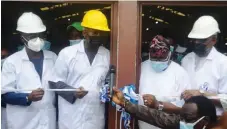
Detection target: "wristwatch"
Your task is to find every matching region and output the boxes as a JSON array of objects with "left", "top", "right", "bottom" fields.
[
  {"left": 123, "top": 99, "right": 130, "bottom": 108},
  {"left": 26, "top": 96, "right": 30, "bottom": 103},
  {"left": 158, "top": 102, "right": 164, "bottom": 111}
]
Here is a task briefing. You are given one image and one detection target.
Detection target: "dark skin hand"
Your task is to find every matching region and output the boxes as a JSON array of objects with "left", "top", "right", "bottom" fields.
[
  {"left": 28, "top": 88, "right": 44, "bottom": 102},
  {"left": 143, "top": 94, "right": 158, "bottom": 108},
  {"left": 111, "top": 87, "right": 125, "bottom": 106},
  {"left": 182, "top": 90, "right": 223, "bottom": 107},
  {"left": 181, "top": 90, "right": 202, "bottom": 100},
  {"left": 74, "top": 87, "right": 88, "bottom": 99},
  {"left": 143, "top": 94, "right": 182, "bottom": 114}
]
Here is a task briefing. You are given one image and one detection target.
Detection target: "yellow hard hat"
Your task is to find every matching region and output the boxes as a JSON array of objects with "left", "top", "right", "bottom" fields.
[{"left": 81, "top": 10, "right": 110, "bottom": 31}]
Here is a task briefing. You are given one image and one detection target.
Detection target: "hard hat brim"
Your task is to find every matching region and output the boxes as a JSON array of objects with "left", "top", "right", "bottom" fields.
[
  {"left": 17, "top": 26, "right": 46, "bottom": 33},
  {"left": 188, "top": 30, "right": 220, "bottom": 39},
  {"left": 81, "top": 24, "right": 110, "bottom": 31},
  {"left": 67, "top": 22, "right": 83, "bottom": 31}
]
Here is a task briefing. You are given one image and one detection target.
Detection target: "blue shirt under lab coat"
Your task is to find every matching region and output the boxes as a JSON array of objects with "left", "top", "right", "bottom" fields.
[{"left": 2, "top": 52, "right": 44, "bottom": 106}]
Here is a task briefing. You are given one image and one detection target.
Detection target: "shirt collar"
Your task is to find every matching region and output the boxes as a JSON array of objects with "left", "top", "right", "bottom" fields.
[
  {"left": 21, "top": 48, "right": 53, "bottom": 60},
  {"left": 77, "top": 39, "right": 105, "bottom": 54},
  {"left": 192, "top": 47, "right": 216, "bottom": 61},
  {"left": 206, "top": 47, "right": 216, "bottom": 60}
]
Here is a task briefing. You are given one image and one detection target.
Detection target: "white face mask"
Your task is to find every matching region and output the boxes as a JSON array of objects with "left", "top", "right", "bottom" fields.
[
  {"left": 22, "top": 36, "right": 44, "bottom": 52},
  {"left": 180, "top": 116, "right": 206, "bottom": 129},
  {"left": 69, "top": 39, "right": 81, "bottom": 46}
]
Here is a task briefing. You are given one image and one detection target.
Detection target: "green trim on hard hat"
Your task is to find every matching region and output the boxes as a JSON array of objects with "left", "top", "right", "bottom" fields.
[{"left": 67, "top": 22, "right": 83, "bottom": 31}]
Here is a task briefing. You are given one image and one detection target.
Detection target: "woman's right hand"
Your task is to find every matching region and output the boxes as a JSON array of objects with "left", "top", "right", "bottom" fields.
[{"left": 112, "top": 87, "right": 125, "bottom": 106}]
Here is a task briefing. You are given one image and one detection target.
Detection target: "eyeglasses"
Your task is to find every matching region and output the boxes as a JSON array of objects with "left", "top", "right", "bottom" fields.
[
  {"left": 189, "top": 37, "right": 211, "bottom": 45},
  {"left": 22, "top": 32, "right": 47, "bottom": 41}
]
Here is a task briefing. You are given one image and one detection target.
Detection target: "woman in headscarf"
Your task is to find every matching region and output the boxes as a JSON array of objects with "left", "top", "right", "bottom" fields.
[{"left": 138, "top": 35, "right": 192, "bottom": 129}]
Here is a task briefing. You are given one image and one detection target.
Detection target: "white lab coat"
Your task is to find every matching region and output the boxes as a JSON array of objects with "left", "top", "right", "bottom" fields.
[
  {"left": 139, "top": 60, "right": 191, "bottom": 129},
  {"left": 1, "top": 48, "right": 57, "bottom": 129},
  {"left": 1, "top": 107, "right": 7, "bottom": 129},
  {"left": 217, "top": 94, "right": 227, "bottom": 111},
  {"left": 182, "top": 47, "right": 227, "bottom": 116},
  {"left": 1, "top": 59, "right": 8, "bottom": 129},
  {"left": 51, "top": 40, "right": 110, "bottom": 129}
]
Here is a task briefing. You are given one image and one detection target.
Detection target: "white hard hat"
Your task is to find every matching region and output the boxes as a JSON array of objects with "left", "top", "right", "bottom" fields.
[
  {"left": 188, "top": 15, "right": 220, "bottom": 39},
  {"left": 16, "top": 12, "right": 46, "bottom": 33}
]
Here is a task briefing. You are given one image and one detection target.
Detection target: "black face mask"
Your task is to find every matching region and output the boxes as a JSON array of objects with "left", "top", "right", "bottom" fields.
[
  {"left": 188, "top": 39, "right": 212, "bottom": 57},
  {"left": 89, "top": 36, "right": 104, "bottom": 46},
  {"left": 192, "top": 43, "right": 212, "bottom": 57}
]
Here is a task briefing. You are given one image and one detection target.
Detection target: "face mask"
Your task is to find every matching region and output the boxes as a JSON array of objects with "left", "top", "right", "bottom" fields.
[
  {"left": 69, "top": 39, "right": 81, "bottom": 46},
  {"left": 17, "top": 45, "right": 24, "bottom": 51},
  {"left": 151, "top": 60, "right": 169, "bottom": 73},
  {"left": 42, "top": 41, "right": 51, "bottom": 50},
  {"left": 89, "top": 36, "right": 103, "bottom": 46},
  {"left": 22, "top": 37, "right": 45, "bottom": 52},
  {"left": 170, "top": 46, "right": 174, "bottom": 52},
  {"left": 180, "top": 116, "right": 206, "bottom": 129},
  {"left": 192, "top": 43, "right": 212, "bottom": 57},
  {"left": 177, "top": 54, "right": 184, "bottom": 62},
  {"left": 1, "top": 58, "right": 6, "bottom": 68}
]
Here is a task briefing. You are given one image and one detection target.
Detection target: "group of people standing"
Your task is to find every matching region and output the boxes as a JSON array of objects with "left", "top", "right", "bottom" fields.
[
  {"left": 1, "top": 8, "right": 227, "bottom": 129},
  {"left": 112, "top": 16, "right": 227, "bottom": 129},
  {"left": 2, "top": 10, "right": 110, "bottom": 129}
]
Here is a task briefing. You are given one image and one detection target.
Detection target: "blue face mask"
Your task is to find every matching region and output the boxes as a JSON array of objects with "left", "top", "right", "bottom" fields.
[
  {"left": 170, "top": 45, "right": 174, "bottom": 52},
  {"left": 17, "top": 45, "right": 24, "bottom": 51},
  {"left": 180, "top": 116, "right": 206, "bottom": 129},
  {"left": 151, "top": 60, "right": 169, "bottom": 73},
  {"left": 177, "top": 54, "right": 184, "bottom": 62},
  {"left": 69, "top": 39, "right": 81, "bottom": 46},
  {"left": 1, "top": 58, "right": 6, "bottom": 68},
  {"left": 42, "top": 41, "right": 51, "bottom": 50}
]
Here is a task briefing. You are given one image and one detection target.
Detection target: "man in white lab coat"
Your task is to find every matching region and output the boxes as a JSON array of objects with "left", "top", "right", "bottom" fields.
[
  {"left": 181, "top": 15, "right": 227, "bottom": 116},
  {"left": 1, "top": 12, "right": 57, "bottom": 129},
  {"left": 139, "top": 35, "right": 191, "bottom": 129},
  {"left": 1, "top": 49, "right": 9, "bottom": 129},
  {"left": 67, "top": 22, "right": 83, "bottom": 46},
  {"left": 50, "top": 10, "right": 110, "bottom": 129}
]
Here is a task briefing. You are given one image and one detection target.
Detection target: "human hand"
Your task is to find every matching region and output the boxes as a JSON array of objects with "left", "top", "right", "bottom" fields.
[
  {"left": 112, "top": 87, "right": 125, "bottom": 106},
  {"left": 28, "top": 88, "right": 44, "bottom": 102},
  {"left": 181, "top": 90, "right": 202, "bottom": 100},
  {"left": 74, "top": 87, "right": 88, "bottom": 99},
  {"left": 143, "top": 94, "right": 158, "bottom": 108}
]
